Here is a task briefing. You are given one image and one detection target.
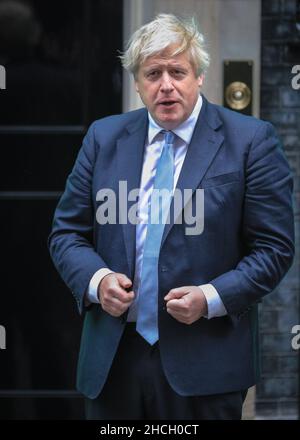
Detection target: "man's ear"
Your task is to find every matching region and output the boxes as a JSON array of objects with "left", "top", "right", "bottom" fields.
[
  {"left": 135, "top": 81, "right": 140, "bottom": 93},
  {"left": 198, "top": 74, "right": 204, "bottom": 88}
]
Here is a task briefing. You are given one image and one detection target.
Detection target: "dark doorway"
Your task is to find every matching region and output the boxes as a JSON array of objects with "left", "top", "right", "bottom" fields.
[{"left": 0, "top": 0, "right": 123, "bottom": 419}]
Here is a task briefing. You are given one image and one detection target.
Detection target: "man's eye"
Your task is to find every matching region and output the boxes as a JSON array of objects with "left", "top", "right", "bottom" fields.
[
  {"left": 147, "top": 71, "right": 159, "bottom": 78},
  {"left": 172, "top": 70, "right": 185, "bottom": 77}
]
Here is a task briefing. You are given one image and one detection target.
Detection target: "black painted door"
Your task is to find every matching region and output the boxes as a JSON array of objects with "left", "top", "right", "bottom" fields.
[{"left": 0, "top": 0, "right": 123, "bottom": 419}]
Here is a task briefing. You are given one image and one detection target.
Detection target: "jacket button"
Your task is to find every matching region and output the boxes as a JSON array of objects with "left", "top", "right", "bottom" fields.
[{"left": 161, "top": 266, "right": 168, "bottom": 272}]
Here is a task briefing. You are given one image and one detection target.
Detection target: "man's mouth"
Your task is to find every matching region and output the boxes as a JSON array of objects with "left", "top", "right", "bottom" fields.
[{"left": 158, "top": 100, "right": 178, "bottom": 107}]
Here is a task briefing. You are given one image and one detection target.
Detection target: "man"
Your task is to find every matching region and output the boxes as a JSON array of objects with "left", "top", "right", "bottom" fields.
[{"left": 48, "top": 14, "right": 294, "bottom": 419}]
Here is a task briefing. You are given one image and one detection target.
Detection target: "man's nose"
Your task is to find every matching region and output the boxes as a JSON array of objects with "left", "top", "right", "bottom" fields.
[{"left": 160, "top": 73, "right": 174, "bottom": 92}]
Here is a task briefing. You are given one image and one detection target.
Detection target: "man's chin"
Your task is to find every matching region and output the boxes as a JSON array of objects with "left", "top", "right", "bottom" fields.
[{"left": 155, "top": 114, "right": 182, "bottom": 130}]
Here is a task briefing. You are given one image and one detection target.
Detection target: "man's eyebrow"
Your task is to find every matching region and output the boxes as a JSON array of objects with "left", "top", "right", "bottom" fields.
[
  {"left": 143, "top": 64, "right": 162, "bottom": 70},
  {"left": 143, "top": 63, "right": 188, "bottom": 70},
  {"left": 168, "top": 64, "right": 188, "bottom": 70}
]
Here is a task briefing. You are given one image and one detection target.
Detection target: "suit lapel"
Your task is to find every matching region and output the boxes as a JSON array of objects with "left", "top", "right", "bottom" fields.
[
  {"left": 116, "top": 110, "right": 148, "bottom": 277},
  {"left": 161, "top": 98, "right": 224, "bottom": 246}
]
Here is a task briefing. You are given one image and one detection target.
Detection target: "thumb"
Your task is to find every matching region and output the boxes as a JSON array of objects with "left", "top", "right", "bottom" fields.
[
  {"left": 116, "top": 273, "right": 132, "bottom": 289},
  {"left": 164, "top": 287, "right": 189, "bottom": 301}
]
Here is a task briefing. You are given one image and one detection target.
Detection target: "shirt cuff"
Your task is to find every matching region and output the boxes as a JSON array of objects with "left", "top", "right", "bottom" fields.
[
  {"left": 199, "top": 283, "right": 227, "bottom": 319},
  {"left": 85, "top": 268, "right": 114, "bottom": 305}
]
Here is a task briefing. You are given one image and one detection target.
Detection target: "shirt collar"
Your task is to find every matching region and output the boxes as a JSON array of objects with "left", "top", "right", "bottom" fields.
[{"left": 147, "top": 94, "right": 202, "bottom": 145}]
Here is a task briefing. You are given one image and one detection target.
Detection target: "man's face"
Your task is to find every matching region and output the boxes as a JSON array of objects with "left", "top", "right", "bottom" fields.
[{"left": 135, "top": 45, "right": 203, "bottom": 130}]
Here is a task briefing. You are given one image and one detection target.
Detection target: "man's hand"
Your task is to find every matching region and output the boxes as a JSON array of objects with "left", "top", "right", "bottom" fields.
[
  {"left": 164, "top": 286, "right": 208, "bottom": 325},
  {"left": 98, "top": 273, "right": 135, "bottom": 317}
]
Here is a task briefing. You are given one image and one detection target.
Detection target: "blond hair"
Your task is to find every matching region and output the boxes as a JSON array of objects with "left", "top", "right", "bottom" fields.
[{"left": 120, "top": 13, "right": 210, "bottom": 78}]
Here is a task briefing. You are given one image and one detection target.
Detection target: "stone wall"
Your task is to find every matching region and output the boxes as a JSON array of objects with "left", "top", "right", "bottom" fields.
[{"left": 258, "top": 0, "right": 300, "bottom": 419}]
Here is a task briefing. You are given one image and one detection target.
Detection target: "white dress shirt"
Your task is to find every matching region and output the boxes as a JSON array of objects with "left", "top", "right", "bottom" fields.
[{"left": 87, "top": 94, "right": 227, "bottom": 320}]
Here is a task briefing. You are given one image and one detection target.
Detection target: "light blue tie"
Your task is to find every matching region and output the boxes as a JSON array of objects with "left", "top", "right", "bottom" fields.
[{"left": 136, "top": 131, "right": 175, "bottom": 345}]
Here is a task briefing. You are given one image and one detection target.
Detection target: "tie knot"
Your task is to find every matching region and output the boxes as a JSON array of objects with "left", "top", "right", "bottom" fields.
[{"left": 164, "top": 131, "right": 175, "bottom": 145}]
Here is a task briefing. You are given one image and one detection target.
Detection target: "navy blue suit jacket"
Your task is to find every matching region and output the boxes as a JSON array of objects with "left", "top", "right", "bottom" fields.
[{"left": 48, "top": 96, "right": 294, "bottom": 399}]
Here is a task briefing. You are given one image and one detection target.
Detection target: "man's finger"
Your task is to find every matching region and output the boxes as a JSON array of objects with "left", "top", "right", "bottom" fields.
[
  {"left": 164, "top": 287, "right": 190, "bottom": 301},
  {"left": 114, "top": 290, "right": 135, "bottom": 304},
  {"left": 166, "top": 297, "right": 188, "bottom": 312},
  {"left": 117, "top": 273, "right": 132, "bottom": 289},
  {"left": 166, "top": 308, "right": 188, "bottom": 323},
  {"left": 108, "top": 287, "right": 134, "bottom": 304}
]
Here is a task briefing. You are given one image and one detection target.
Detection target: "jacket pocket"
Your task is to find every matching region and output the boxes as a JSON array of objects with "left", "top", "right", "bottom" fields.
[{"left": 201, "top": 171, "right": 240, "bottom": 188}]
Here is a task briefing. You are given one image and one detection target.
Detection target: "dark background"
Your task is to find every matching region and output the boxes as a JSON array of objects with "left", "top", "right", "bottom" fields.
[{"left": 0, "top": 0, "right": 123, "bottom": 419}]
